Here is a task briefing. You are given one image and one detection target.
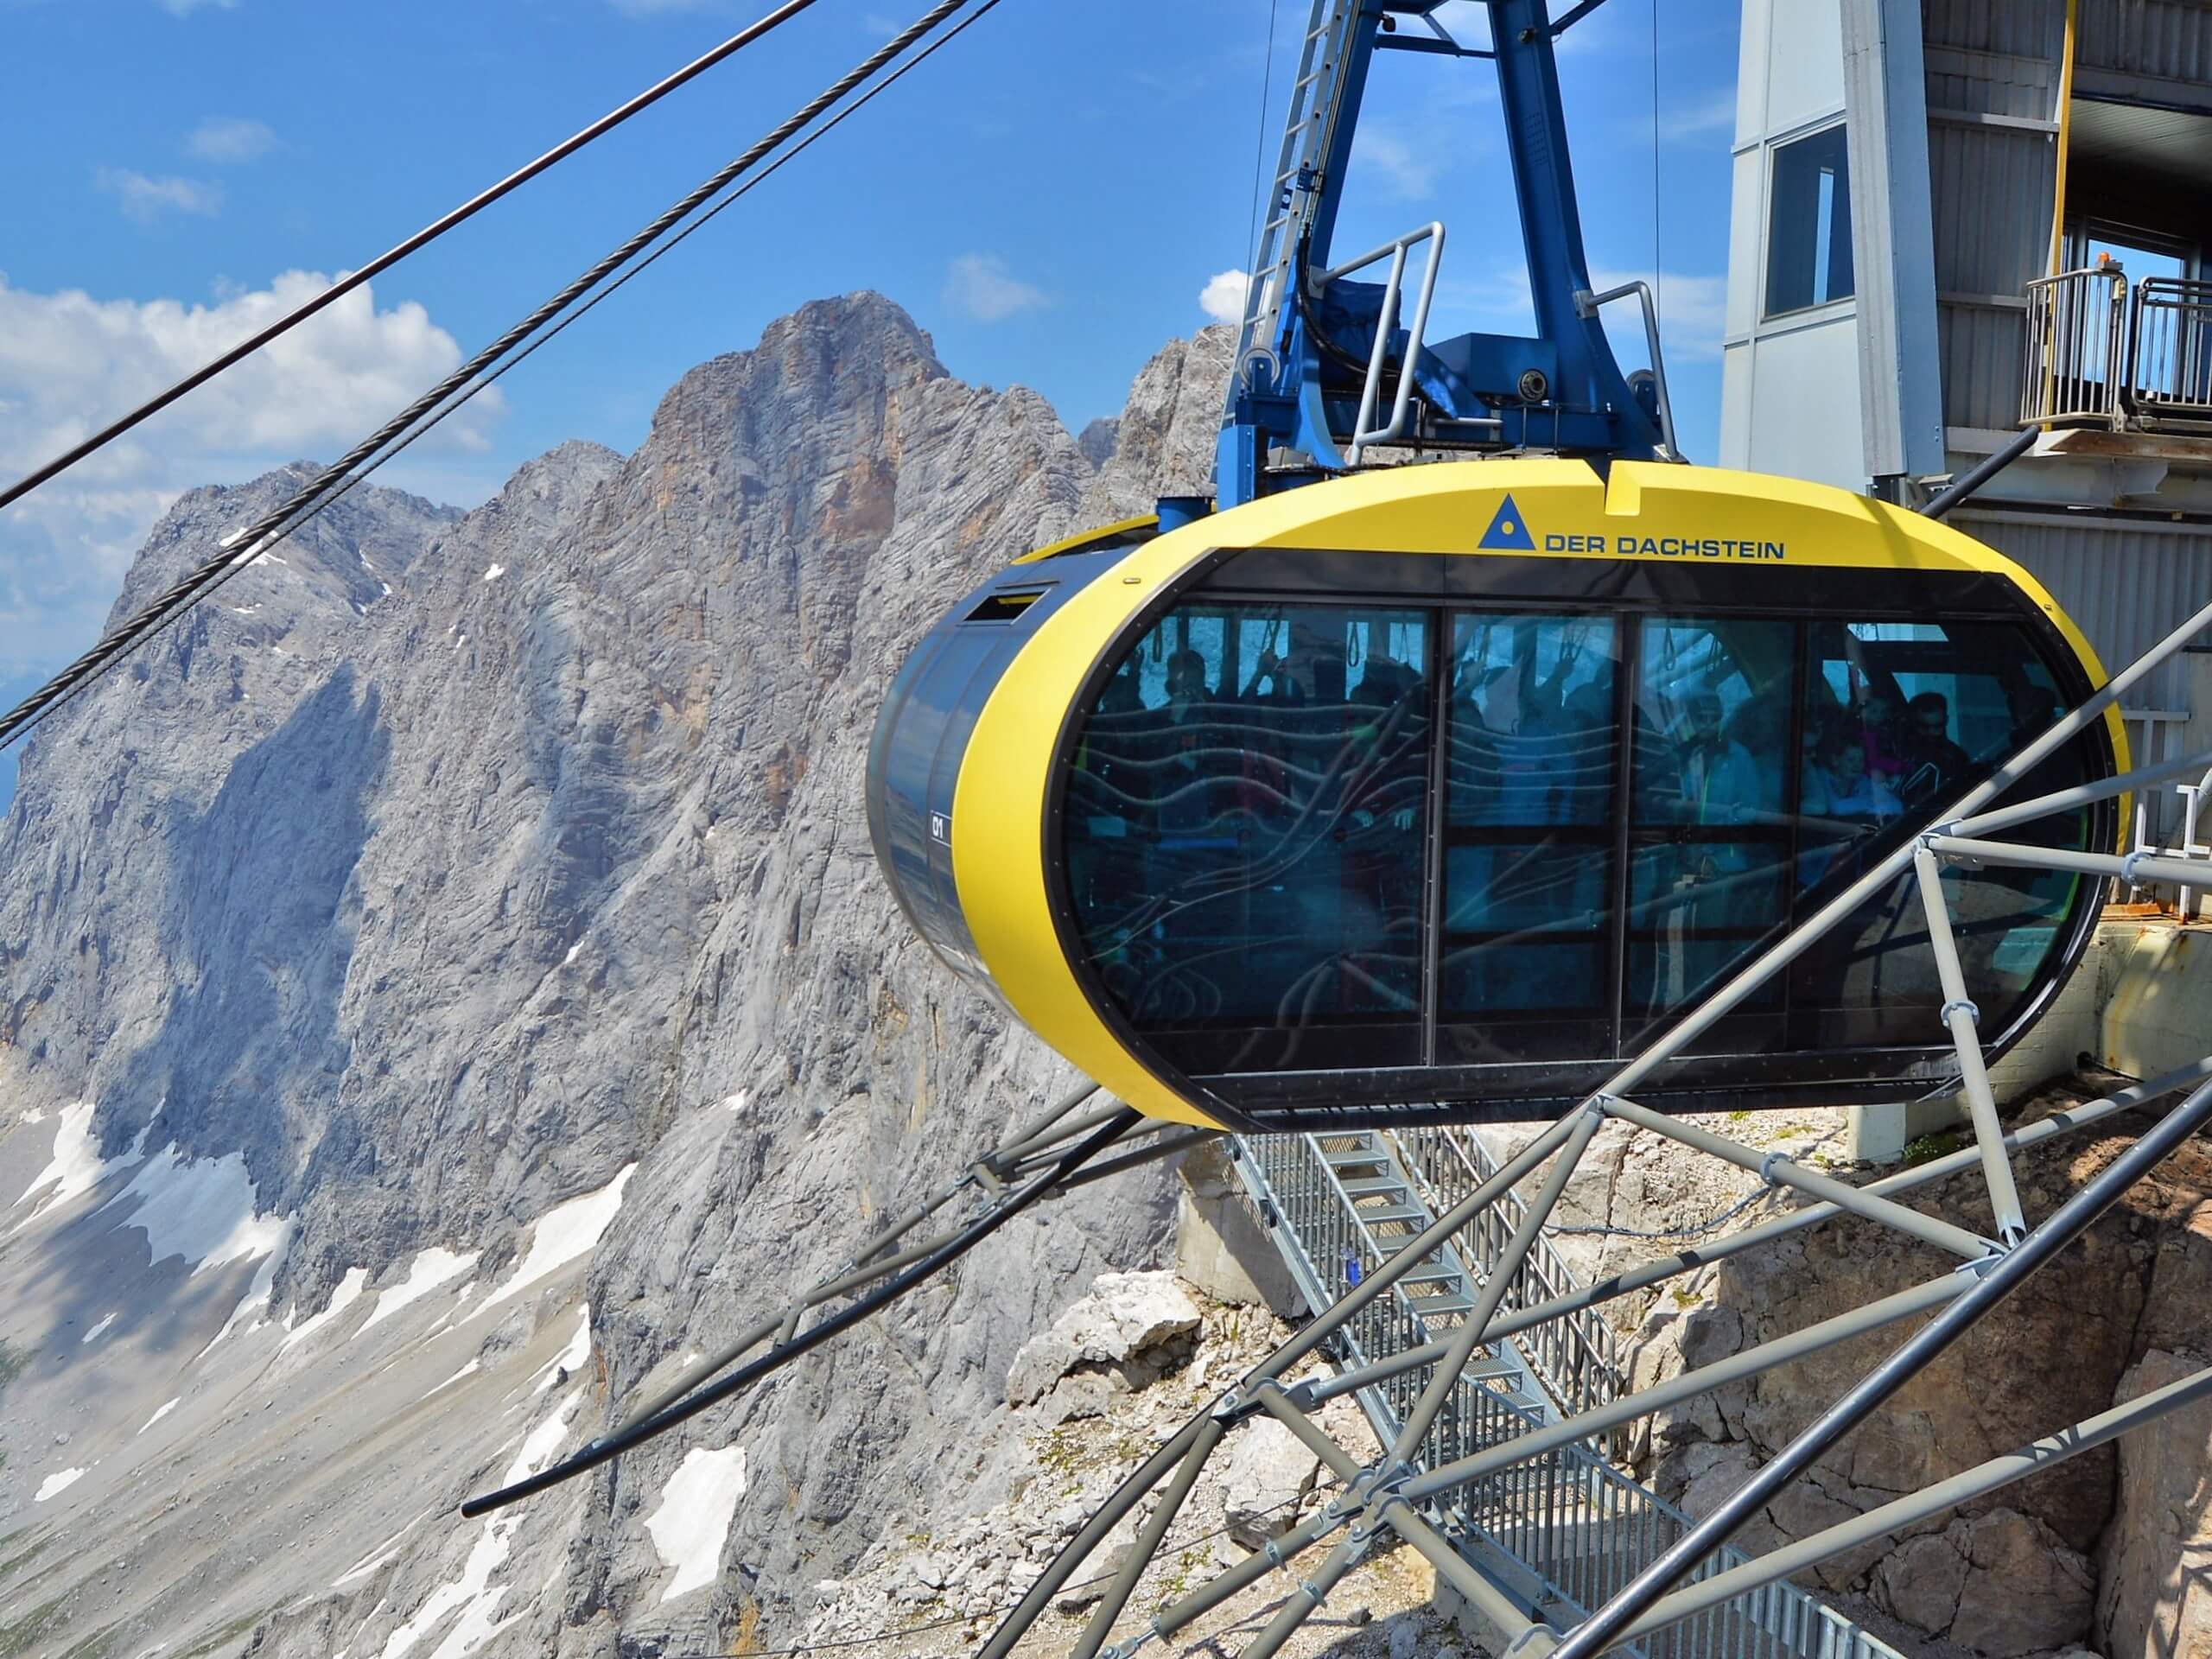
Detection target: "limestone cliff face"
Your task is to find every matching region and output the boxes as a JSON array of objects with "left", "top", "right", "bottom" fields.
[{"left": 0, "top": 296, "right": 1225, "bottom": 1658}]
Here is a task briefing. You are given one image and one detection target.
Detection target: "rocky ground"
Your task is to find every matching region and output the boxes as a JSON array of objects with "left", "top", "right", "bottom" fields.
[
  {"left": 1474, "top": 1076, "right": 2212, "bottom": 1659},
  {"left": 793, "top": 1269, "right": 1483, "bottom": 1659}
]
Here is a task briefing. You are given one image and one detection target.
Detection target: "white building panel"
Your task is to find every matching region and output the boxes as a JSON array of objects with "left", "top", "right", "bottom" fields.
[
  {"left": 1760, "top": 0, "right": 1846, "bottom": 134},
  {"left": 1742, "top": 318, "right": 1866, "bottom": 492}
]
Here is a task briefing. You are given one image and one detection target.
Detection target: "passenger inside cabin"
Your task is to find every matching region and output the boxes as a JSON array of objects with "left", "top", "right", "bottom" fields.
[
  {"left": 1802, "top": 721, "right": 1901, "bottom": 824},
  {"left": 1897, "top": 690, "right": 1974, "bottom": 807},
  {"left": 2008, "top": 681, "right": 2061, "bottom": 756},
  {"left": 1675, "top": 690, "right": 1759, "bottom": 825},
  {"left": 1165, "top": 647, "right": 1213, "bottom": 711},
  {"left": 1857, "top": 689, "right": 1907, "bottom": 780}
]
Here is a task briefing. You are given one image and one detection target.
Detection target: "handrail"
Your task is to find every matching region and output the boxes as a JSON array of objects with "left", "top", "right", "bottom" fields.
[
  {"left": 2124, "top": 276, "right": 2212, "bottom": 430},
  {"left": 2020, "top": 266, "right": 2128, "bottom": 429},
  {"left": 1575, "top": 279, "right": 1681, "bottom": 460},
  {"left": 1391, "top": 1123, "right": 1627, "bottom": 1425},
  {"left": 1322, "top": 221, "right": 1447, "bottom": 463}
]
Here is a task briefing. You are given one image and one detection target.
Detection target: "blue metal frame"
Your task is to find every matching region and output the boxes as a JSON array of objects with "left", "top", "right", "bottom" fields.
[{"left": 1213, "top": 0, "right": 1665, "bottom": 509}]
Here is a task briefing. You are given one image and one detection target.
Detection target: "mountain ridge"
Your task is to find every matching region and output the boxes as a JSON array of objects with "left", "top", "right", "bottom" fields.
[{"left": 0, "top": 291, "right": 1235, "bottom": 1657}]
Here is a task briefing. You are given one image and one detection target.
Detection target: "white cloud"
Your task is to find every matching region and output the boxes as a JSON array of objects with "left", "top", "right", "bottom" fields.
[
  {"left": 98, "top": 168, "right": 222, "bottom": 224},
  {"left": 188, "top": 116, "right": 276, "bottom": 163},
  {"left": 1199, "top": 270, "right": 1249, "bottom": 326},
  {"left": 1352, "top": 130, "right": 1435, "bottom": 200},
  {"left": 0, "top": 270, "right": 504, "bottom": 678},
  {"left": 942, "top": 253, "right": 1048, "bottom": 323},
  {"left": 1661, "top": 91, "right": 1737, "bottom": 143}
]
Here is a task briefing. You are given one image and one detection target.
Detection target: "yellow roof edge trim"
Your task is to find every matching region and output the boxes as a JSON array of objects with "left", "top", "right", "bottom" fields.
[{"left": 1013, "top": 513, "right": 1160, "bottom": 566}]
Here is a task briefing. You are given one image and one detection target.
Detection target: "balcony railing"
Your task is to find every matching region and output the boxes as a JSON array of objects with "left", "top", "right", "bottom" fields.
[
  {"left": 2022, "top": 268, "right": 2212, "bottom": 434},
  {"left": 2129, "top": 278, "right": 2212, "bottom": 432}
]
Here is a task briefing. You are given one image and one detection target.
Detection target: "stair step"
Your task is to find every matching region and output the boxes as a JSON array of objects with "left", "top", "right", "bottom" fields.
[
  {"left": 1403, "top": 1291, "right": 1473, "bottom": 1318},
  {"left": 1394, "top": 1264, "right": 1461, "bottom": 1287},
  {"left": 1325, "top": 1155, "right": 1389, "bottom": 1177},
  {"left": 1351, "top": 1203, "right": 1427, "bottom": 1228},
  {"left": 1338, "top": 1176, "right": 1408, "bottom": 1199}
]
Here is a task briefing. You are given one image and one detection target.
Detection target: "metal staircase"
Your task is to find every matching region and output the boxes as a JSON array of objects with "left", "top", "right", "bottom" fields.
[{"left": 1228, "top": 1128, "right": 1904, "bottom": 1659}]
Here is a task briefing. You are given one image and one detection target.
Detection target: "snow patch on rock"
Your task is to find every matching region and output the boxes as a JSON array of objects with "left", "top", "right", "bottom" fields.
[
  {"left": 531, "top": 1305, "right": 592, "bottom": 1395},
  {"left": 195, "top": 1229, "right": 294, "bottom": 1362},
  {"left": 35, "top": 1466, "right": 87, "bottom": 1502},
  {"left": 99, "top": 1141, "right": 289, "bottom": 1274},
  {"left": 425, "top": 1358, "right": 480, "bottom": 1397},
  {"left": 479, "top": 1166, "right": 634, "bottom": 1314},
  {"left": 281, "top": 1266, "right": 370, "bottom": 1353},
  {"left": 645, "top": 1445, "right": 748, "bottom": 1604},
  {"left": 10, "top": 1103, "right": 108, "bottom": 1229},
  {"left": 362, "top": 1246, "right": 480, "bottom": 1333}
]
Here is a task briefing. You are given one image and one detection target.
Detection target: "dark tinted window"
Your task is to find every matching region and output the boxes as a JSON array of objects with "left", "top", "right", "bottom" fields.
[
  {"left": 1438, "top": 614, "right": 1619, "bottom": 1062},
  {"left": 1789, "top": 620, "right": 2089, "bottom": 1047},
  {"left": 1765, "top": 124, "right": 1854, "bottom": 317},
  {"left": 1065, "top": 601, "right": 1432, "bottom": 1077},
  {"left": 1626, "top": 617, "right": 1796, "bottom": 1047},
  {"left": 1058, "top": 593, "right": 2098, "bottom": 1088}
]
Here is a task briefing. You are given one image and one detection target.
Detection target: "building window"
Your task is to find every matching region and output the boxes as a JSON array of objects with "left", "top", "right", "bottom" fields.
[{"left": 1764, "top": 124, "right": 1854, "bottom": 317}]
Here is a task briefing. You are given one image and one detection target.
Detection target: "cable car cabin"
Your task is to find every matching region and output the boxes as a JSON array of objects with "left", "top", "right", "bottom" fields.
[{"left": 866, "top": 461, "right": 2122, "bottom": 1133}]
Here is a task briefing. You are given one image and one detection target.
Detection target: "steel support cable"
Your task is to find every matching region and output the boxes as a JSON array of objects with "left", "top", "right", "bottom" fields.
[
  {"left": 0, "top": 0, "right": 997, "bottom": 757},
  {"left": 1545, "top": 1072, "right": 2212, "bottom": 1659},
  {"left": 52, "top": 0, "right": 1014, "bottom": 774},
  {"left": 0, "top": 0, "right": 837, "bottom": 517},
  {"left": 459, "top": 1105, "right": 1142, "bottom": 1517},
  {"left": 609, "top": 1112, "right": 1196, "bottom": 1439}
]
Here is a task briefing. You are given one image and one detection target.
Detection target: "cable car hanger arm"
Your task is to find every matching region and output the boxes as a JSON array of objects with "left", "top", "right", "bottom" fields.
[{"left": 1215, "top": 0, "right": 1675, "bottom": 511}]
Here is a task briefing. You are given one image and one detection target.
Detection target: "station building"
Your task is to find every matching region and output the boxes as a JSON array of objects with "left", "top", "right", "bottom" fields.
[{"left": 1724, "top": 0, "right": 2212, "bottom": 838}]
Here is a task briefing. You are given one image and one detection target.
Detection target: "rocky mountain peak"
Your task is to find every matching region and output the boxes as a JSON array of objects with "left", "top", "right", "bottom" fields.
[{"left": 0, "top": 293, "right": 1231, "bottom": 1659}]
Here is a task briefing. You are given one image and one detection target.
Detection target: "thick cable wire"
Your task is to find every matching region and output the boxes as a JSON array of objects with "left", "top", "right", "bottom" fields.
[
  {"left": 0, "top": 0, "right": 993, "bottom": 757},
  {"left": 14, "top": 0, "right": 1012, "bottom": 744},
  {"left": 460, "top": 1107, "right": 1142, "bottom": 1516},
  {"left": 1244, "top": 0, "right": 1284, "bottom": 275},
  {"left": 0, "top": 0, "right": 831, "bottom": 516},
  {"left": 1650, "top": 0, "right": 1662, "bottom": 329}
]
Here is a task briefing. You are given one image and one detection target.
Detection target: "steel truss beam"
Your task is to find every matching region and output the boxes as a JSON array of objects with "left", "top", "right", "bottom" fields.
[{"left": 979, "top": 598, "right": 2212, "bottom": 1659}]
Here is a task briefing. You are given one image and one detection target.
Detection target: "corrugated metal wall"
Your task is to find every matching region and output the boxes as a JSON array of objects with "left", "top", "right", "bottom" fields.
[
  {"left": 2077, "top": 0, "right": 2212, "bottom": 86},
  {"left": 1959, "top": 512, "right": 2212, "bottom": 709},
  {"left": 1923, "top": 1, "right": 2066, "bottom": 433}
]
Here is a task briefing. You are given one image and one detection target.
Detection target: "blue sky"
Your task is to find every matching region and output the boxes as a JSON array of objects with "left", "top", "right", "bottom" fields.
[{"left": 0, "top": 0, "right": 1740, "bottom": 713}]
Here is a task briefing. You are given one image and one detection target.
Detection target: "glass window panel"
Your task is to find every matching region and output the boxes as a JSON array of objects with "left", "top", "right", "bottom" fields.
[
  {"left": 1065, "top": 601, "right": 1432, "bottom": 1077},
  {"left": 1438, "top": 613, "right": 1619, "bottom": 1060},
  {"left": 1764, "top": 124, "right": 1855, "bottom": 317},
  {"left": 1789, "top": 616, "right": 2094, "bottom": 1046},
  {"left": 1626, "top": 615, "right": 1796, "bottom": 1044}
]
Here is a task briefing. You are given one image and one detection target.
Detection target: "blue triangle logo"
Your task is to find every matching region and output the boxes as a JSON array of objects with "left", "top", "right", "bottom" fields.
[{"left": 1479, "top": 493, "right": 1536, "bottom": 550}]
